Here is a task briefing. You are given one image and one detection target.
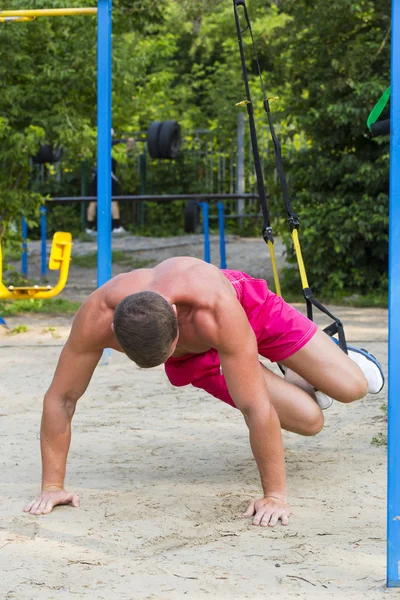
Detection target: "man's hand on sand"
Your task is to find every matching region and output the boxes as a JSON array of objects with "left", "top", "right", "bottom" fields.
[
  {"left": 24, "top": 488, "right": 80, "bottom": 515},
  {"left": 244, "top": 497, "right": 290, "bottom": 527}
]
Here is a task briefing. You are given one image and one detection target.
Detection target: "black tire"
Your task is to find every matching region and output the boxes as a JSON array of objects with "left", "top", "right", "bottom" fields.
[
  {"left": 147, "top": 121, "right": 163, "bottom": 159},
  {"left": 158, "top": 120, "right": 181, "bottom": 159},
  {"left": 32, "top": 144, "right": 63, "bottom": 164},
  {"left": 184, "top": 200, "right": 198, "bottom": 233}
]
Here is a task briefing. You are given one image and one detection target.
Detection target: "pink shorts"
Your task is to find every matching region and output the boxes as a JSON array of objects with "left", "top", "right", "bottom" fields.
[{"left": 164, "top": 269, "right": 317, "bottom": 408}]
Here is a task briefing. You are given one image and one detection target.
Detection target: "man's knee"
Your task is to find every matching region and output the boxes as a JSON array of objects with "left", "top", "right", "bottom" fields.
[
  {"left": 301, "top": 408, "right": 324, "bottom": 437},
  {"left": 337, "top": 369, "right": 368, "bottom": 404}
]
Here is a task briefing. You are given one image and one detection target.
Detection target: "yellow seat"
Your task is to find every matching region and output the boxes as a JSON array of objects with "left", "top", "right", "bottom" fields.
[{"left": 0, "top": 232, "right": 72, "bottom": 300}]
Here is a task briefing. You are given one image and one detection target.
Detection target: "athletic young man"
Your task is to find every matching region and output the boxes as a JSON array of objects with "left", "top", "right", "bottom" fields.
[{"left": 24, "top": 257, "right": 384, "bottom": 526}]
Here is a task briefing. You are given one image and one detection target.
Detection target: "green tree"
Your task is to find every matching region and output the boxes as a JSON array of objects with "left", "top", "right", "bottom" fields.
[{"left": 269, "top": 0, "right": 391, "bottom": 295}]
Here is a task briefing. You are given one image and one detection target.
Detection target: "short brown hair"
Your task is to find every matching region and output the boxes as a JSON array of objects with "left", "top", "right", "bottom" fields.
[{"left": 113, "top": 292, "right": 178, "bottom": 368}]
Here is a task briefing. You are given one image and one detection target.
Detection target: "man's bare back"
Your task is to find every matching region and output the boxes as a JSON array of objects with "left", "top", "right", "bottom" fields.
[{"left": 77, "top": 257, "right": 238, "bottom": 357}]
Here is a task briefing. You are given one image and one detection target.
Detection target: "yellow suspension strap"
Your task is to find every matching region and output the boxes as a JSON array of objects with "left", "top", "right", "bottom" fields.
[{"left": 233, "top": 0, "right": 347, "bottom": 352}]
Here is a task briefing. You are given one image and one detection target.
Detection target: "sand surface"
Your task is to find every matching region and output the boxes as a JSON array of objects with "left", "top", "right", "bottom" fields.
[
  {"left": 0, "top": 311, "right": 390, "bottom": 600},
  {"left": 0, "top": 235, "right": 392, "bottom": 599}
]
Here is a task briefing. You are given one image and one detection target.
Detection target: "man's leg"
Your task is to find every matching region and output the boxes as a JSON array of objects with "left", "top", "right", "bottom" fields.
[
  {"left": 259, "top": 363, "right": 324, "bottom": 436},
  {"left": 281, "top": 328, "right": 369, "bottom": 403},
  {"left": 166, "top": 347, "right": 324, "bottom": 436},
  {"left": 86, "top": 201, "right": 97, "bottom": 234}
]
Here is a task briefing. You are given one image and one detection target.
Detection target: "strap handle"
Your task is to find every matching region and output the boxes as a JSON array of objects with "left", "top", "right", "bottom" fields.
[{"left": 367, "top": 86, "right": 391, "bottom": 131}]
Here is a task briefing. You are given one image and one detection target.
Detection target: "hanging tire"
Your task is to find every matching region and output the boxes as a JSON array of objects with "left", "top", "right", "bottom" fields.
[
  {"left": 184, "top": 200, "right": 198, "bottom": 233},
  {"left": 147, "top": 121, "right": 163, "bottom": 159},
  {"left": 158, "top": 120, "right": 181, "bottom": 159},
  {"left": 32, "top": 144, "right": 63, "bottom": 164}
]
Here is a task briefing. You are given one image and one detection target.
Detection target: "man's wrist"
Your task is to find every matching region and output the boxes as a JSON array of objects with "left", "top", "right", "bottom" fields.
[
  {"left": 42, "top": 484, "right": 64, "bottom": 492},
  {"left": 263, "top": 491, "right": 287, "bottom": 503}
]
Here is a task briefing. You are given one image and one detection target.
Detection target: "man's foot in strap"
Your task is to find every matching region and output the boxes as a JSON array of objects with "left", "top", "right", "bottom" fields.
[
  {"left": 346, "top": 346, "right": 385, "bottom": 394},
  {"left": 281, "top": 344, "right": 384, "bottom": 412},
  {"left": 330, "top": 339, "right": 385, "bottom": 394}
]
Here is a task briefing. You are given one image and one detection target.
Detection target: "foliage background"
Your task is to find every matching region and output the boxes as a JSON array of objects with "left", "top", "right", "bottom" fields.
[{"left": 0, "top": 0, "right": 391, "bottom": 296}]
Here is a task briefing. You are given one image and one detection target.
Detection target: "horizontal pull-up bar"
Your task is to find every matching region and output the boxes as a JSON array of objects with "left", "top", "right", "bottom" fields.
[
  {"left": 0, "top": 16, "right": 36, "bottom": 22},
  {"left": 0, "top": 7, "right": 97, "bottom": 19},
  {"left": 48, "top": 193, "right": 260, "bottom": 204}
]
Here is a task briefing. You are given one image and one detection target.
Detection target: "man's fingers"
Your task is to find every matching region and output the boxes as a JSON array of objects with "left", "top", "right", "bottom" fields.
[
  {"left": 253, "top": 507, "right": 271, "bottom": 526},
  {"left": 70, "top": 494, "right": 80, "bottom": 508},
  {"left": 268, "top": 511, "right": 281, "bottom": 527},
  {"left": 280, "top": 514, "right": 289, "bottom": 526},
  {"left": 33, "top": 499, "right": 48, "bottom": 515},
  {"left": 23, "top": 500, "right": 35, "bottom": 513},
  {"left": 28, "top": 499, "right": 42, "bottom": 515},
  {"left": 243, "top": 502, "right": 255, "bottom": 517},
  {"left": 42, "top": 499, "right": 54, "bottom": 515}
]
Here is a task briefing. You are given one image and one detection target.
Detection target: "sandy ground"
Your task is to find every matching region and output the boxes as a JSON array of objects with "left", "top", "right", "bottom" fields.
[{"left": 0, "top": 235, "right": 393, "bottom": 599}]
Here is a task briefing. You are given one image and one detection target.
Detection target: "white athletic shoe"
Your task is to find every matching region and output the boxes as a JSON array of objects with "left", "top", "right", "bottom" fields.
[
  {"left": 85, "top": 228, "right": 97, "bottom": 236},
  {"left": 313, "top": 347, "right": 384, "bottom": 409},
  {"left": 283, "top": 367, "right": 333, "bottom": 411},
  {"left": 112, "top": 226, "right": 127, "bottom": 235},
  {"left": 282, "top": 344, "right": 384, "bottom": 412},
  {"left": 346, "top": 347, "right": 385, "bottom": 394},
  {"left": 314, "top": 391, "right": 334, "bottom": 410}
]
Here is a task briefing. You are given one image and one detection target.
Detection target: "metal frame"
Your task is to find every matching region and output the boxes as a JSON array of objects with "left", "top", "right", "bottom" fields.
[
  {"left": 0, "top": 8, "right": 97, "bottom": 21},
  {"left": 96, "top": 0, "right": 112, "bottom": 287},
  {"left": 387, "top": 0, "right": 400, "bottom": 588},
  {"left": 0, "top": 4, "right": 110, "bottom": 287}
]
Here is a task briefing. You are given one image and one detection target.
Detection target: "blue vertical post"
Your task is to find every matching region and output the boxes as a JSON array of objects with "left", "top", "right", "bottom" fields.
[
  {"left": 97, "top": 0, "right": 112, "bottom": 287},
  {"left": 200, "top": 202, "right": 211, "bottom": 263},
  {"left": 387, "top": 0, "right": 400, "bottom": 588},
  {"left": 21, "top": 217, "right": 28, "bottom": 277},
  {"left": 40, "top": 206, "right": 47, "bottom": 278},
  {"left": 217, "top": 201, "right": 227, "bottom": 269}
]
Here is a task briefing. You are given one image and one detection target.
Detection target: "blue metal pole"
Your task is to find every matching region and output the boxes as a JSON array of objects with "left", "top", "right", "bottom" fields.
[
  {"left": 387, "top": 0, "right": 400, "bottom": 587},
  {"left": 200, "top": 202, "right": 211, "bottom": 263},
  {"left": 217, "top": 201, "right": 227, "bottom": 269},
  {"left": 96, "top": 0, "right": 112, "bottom": 287},
  {"left": 21, "top": 217, "right": 28, "bottom": 277},
  {"left": 40, "top": 206, "right": 47, "bottom": 278}
]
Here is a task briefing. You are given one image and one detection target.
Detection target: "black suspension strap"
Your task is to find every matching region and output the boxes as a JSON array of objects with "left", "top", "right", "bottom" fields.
[
  {"left": 233, "top": 0, "right": 282, "bottom": 296},
  {"left": 233, "top": 0, "right": 347, "bottom": 353}
]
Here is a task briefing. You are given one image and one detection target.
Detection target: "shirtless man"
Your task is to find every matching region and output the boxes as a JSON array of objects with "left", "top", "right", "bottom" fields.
[{"left": 24, "top": 257, "right": 384, "bottom": 527}]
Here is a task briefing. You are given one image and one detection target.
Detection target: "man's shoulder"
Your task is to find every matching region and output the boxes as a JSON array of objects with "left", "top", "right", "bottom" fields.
[{"left": 69, "top": 292, "right": 113, "bottom": 352}]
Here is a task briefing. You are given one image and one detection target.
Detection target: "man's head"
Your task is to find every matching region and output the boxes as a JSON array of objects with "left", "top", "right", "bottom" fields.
[{"left": 113, "top": 292, "right": 178, "bottom": 368}]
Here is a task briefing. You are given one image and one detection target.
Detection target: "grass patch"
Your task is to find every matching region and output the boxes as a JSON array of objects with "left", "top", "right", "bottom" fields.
[
  {"left": 0, "top": 298, "right": 81, "bottom": 316},
  {"left": 73, "top": 251, "right": 153, "bottom": 269},
  {"left": 371, "top": 432, "right": 388, "bottom": 447},
  {"left": 8, "top": 324, "right": 28, "bottom": 335},
  {"left": 371, "top": 404, "right": 388, "bottom": 448}
]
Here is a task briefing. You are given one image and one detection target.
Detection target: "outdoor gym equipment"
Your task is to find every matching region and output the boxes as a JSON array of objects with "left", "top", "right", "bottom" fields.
[
  {"left": 234, "top": 0, "right": 400, "bottom": 587},
  {"left": 367, "top": 86, "right": 391, "bottom": 137},
  {"left": 233, "top": 0, "right": 347, "bottom": 353},
  {"left": 199, "top": 202, "right": 227, "bottom": 269},
  {"left": 0, "top": 7, "right": 97, "bottom": 22},
  {"left": 32, "top": 144, "right": 64, "bottom": 164},
  {"left": 1, "top": 2, "right": 110, "bottom": 288},
  {"left": 147, "top": 121, "right": 181, "bottom": 159},
  {"left": 0, "top": 232, "right": 72, "bottom": 300}
]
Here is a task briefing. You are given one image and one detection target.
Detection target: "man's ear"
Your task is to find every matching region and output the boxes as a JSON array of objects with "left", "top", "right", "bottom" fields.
[
  {"left": 111, "top": 322, "right": 115, "bottom": 332},
  {"left": 171, "top": 304, "right": 178, "bottom": 316}
]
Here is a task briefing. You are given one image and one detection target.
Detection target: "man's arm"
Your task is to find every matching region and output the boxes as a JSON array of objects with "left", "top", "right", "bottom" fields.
[
  {"left": 24, "top": 333, "right": 102, "bottom": 515},
  {"left": 210, "top": 298, "right": 290, "bottom": 527}
]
